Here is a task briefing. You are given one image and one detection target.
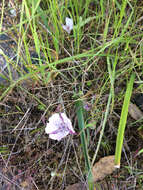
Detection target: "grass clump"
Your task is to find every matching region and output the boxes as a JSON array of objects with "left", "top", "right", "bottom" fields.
[{"left": 0, "top": 0, "right": 143, "bottom": 189}]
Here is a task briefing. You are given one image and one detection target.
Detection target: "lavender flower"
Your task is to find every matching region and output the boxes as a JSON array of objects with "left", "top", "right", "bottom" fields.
[
  {"left": 84, "top": 103, "right": 91, "bottom": 111},
  {"left": 45, "top": 113, "right": 76, "bottom": 141},
  {"left": 62, "top": 17, "right": 73, "bottom": 34}
]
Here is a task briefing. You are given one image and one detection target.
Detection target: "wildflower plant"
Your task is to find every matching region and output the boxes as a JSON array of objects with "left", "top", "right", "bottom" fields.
[
  {"left": 45, "top": 113, "right": 76, "bottom": 141},
  {"left": 62, "top": 17, "right": 73, "bottom": 34}
]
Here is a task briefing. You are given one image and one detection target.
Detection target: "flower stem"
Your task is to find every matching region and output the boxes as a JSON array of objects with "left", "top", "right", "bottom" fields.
[{"left": 75, "top": 98, "right": 94, "bottom": 190}]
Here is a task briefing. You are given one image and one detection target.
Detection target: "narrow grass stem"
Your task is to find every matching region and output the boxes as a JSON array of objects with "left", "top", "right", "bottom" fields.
[
  {"left": 75, "top": 99, "right": 94, "bottom": 190},
  {"left": 0, "top": 0, "right": 5, "bottom": 32},
  {"left": 91, "top": 91, "right": 112, "bottom": 166}
]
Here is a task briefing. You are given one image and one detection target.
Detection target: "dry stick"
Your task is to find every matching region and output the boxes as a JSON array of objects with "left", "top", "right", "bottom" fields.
[
  {"left": 0, "top": 171, "right": 22, "bottom": 189},
  {"left": 12, "top": 107, "right": 31, "bottom": 132},
  {"left": 91, "top": 92, "right": 112, "bottom": 166},
  {"left": 5, "top": 113, "right": 30, "bottom": 168}
]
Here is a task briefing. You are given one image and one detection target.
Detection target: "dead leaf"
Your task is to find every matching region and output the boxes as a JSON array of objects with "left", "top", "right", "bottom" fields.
[
  {"left": 128, "top": 102, "right": 143, "bottom": 120},
  {"left": 65, "top": 183, "right": 87, "bottom": 190},
  {"left": 92, "top": 155, "right": 116, "bottom": 182}
]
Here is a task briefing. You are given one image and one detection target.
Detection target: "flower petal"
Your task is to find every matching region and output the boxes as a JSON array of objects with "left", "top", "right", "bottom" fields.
[
  {"left": 60, "top": 113, "right": 75, "bottom": 134},
  {"left": 48, "top": 113, "right": 61, "bottom": 125},
  {"left": 45, "top": 112, "right": 75, "bottom": 141},
  {"left": 65, "top": 17, "right": 73, "bottom": 31},
  {"left": 45, "top": 123, "right": 58, "bottom": 134},
  {"left": 49, "top": 130, "right": 69, "bottom": 141},
  {"left": 62, "top": 25, "right": 70, "bottom": 34},
  {"left": 62, "top": 17, "right": 73, "bottom": 34}
]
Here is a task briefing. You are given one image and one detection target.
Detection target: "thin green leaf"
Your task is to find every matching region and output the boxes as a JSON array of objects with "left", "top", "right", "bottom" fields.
[
  {"left": 115, "top": 73, "right": 135, "bottom": 167},
  {"left": 75, "top": 98, "right": 94, "bottom": 190}
]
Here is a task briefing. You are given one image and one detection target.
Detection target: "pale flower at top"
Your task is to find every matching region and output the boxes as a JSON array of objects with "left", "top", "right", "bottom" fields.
[
  {"left": 62, "top": 17, "right": 73, "bottom": 34},
  {"left": 45, "top": 113, "right": 76, "bottom": 141}
]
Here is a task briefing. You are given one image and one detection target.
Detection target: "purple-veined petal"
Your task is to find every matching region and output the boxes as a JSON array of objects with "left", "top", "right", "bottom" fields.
[
  {"left": 49, "top": 130, "right": 69, "bottom": 141},
  {"left": 59, "top": 113, "right": 76, "bottom": 134},
  {"left": 60, "top": 113, "right": 76, "bottom": 134},
  {"left": 45, "top": 112, "right": 75, "bottom": 141}
]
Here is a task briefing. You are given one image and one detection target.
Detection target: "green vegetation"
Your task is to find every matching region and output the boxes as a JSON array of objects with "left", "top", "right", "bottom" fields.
[
  {"left": 115, "top": 73, "right": 135, "bottom": 167},
  {"left": 0, "top": 0, "right": 143, "bottom": 189},
  {"left": 75, "top": 97, "right": 94, "bottom": 189}
]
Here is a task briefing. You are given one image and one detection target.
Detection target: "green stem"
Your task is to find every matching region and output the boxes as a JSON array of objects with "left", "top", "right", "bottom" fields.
[
  {"left": 115, "top": 73, "right": 135, "bottom": 167},
  {"left": 75, "top": 99, "right": 94, "bottom": 190}
]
